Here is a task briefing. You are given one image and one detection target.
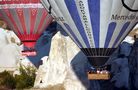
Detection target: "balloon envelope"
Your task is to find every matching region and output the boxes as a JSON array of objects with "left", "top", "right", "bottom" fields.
[
  {"left": 41, "top": 0, "right": 138, "bottom": 66},
  {"left": 0, "top": 0, "right": 53, "bottom": 56}
]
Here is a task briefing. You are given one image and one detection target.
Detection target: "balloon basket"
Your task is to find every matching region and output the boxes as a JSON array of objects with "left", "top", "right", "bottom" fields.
[
  {"left": 22, "top": 50, "right": 37, "bottom": 56},
  {"left": 87, "top": 70, "right": 110, "bottom": 80},
  {"left": 87, "top": 72, "right": 110, "bottom": 80}
]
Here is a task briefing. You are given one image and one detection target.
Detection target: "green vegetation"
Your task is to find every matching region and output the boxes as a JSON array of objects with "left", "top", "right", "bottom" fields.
[
  {"left": 0, "top": 65, "right": 36, "bottom": 89},
  {"left": 0, "top": 71, "right": 16, "bottom": 89}
]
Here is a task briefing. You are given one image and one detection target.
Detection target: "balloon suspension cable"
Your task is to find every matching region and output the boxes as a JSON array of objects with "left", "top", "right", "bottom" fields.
[
  {"left": 88, "top": 48, "right": 93, "bottom": 56},
  {"left": 106, "top": 48, "right": 112, "bottom": 56},
  {"left": 91, "top": 48, "right": 94, "bottom": 56},
  {"left": 82, "top": 49, "right": 88, "bottom": 56},
  {"left": 105, "top": 48, "right": 109, "bottom": 56},
  {"left": 94, "top": 48, "right": 98, "bottom": 55},
  {"left": 98, "top": 48, "right": 100, "bottom": 56},
  {"left": 102, "top": 48, "right": 105, "bottom": 56},
  {"left": 104, "top": 48, "right": 108, "bottom": 56},
  {"left": 104, "top": 48, "right": 110, "bottom": 56}
]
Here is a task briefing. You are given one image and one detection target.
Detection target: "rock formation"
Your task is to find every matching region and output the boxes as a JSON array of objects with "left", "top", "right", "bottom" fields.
[
  {"left": 34, "top": 31, "right": 89, "bottom": 90},
  {"left": 0, "top": 28, "right": 33, "bottom": 72},
  {"left": 0, "top": 28, "right": 21, "bottom": 72}
]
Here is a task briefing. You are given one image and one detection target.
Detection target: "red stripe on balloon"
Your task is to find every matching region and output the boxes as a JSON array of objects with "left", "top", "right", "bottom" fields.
[
  {"left": 13, "top": 0, "right": 20, "bottom": 4},
  {"left": 4, "top": 9, "right": 21, "bottom": 35},
  {"left": 37, "top": 11, "right": 53, "bottom": 34},
  {"left": 36, "top": 9, "right": 48, "bottom": 34},
  {"left": 41, "top": 16, "right": 53, "bottom": 33},
  {"left": 16, "top": 8, "right": 27, "bottom": 34},
  {"left": 31, "top": 0, "right": 40, "bottom": 3},
  {"left": 22, "top": 0, "right": 30, "bottom": 4},
  {"left": 0, "top": 0, "right": 6, "bottom": 4},
  {"left": 42, "top": 10, "right": 53, "bottom": 32},
  {"left": 30, "top": 8, "right": 38, "bottom": 34}
]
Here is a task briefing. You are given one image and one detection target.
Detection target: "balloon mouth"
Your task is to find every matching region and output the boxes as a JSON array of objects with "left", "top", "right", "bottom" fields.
[
  {"left": 81, "top": 48, "right": 116, "bottom": 67},
  {"left": 22, "top": 50, "right": 37, "bottom": 56},
  {"left": 87, "top": 56, "right": 110, "bottom": 67}
]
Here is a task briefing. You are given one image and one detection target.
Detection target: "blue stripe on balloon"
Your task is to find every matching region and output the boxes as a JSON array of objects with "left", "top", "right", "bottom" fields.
[
  {"left": 64, "top": 23, "right": 83, "bottom": 48},
  {"left": 113, "top": 22, "right": 130, "bottom": 47},
  {"left": 65, "top": 0, "right": 90, "bottom": 48},
  {"left": 104, "top": 22, "right": 116, "bottom": 48},
  {"left": 88, "top": 0, "right": 100, "bottom": 48}
]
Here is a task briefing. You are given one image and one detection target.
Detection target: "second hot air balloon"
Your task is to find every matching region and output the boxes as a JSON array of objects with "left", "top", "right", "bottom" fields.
[
  {"left": 41, "top": 0, "right": 138, "bottom": 79},
  {"left": 0, "top": 0, "right": 53, "bottom": 56}
]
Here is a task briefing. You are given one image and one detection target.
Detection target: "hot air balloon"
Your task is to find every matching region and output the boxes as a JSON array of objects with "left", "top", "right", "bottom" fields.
[
  {"left": 41, "top": 0, "right": 138, "bottom": 79},
  {"left": 0, "top": 0, "right": 53, "bottom": 56}
]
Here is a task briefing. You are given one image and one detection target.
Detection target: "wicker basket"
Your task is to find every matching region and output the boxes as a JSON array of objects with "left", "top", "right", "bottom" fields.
[{"left": 87, "top": 72, "right": 110, "bottom": 80}]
